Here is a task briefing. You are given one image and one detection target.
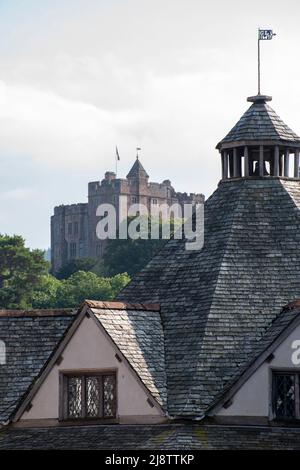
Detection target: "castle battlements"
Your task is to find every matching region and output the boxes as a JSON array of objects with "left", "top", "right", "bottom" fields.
[{"left": 51, "top": 158, "right": 204, "bottom": 273}]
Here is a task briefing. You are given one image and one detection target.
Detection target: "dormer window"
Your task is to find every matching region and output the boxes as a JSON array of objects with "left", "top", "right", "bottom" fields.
[
  {"left": 61, "top": 371, "right": 117, "bottom": 421},
  {"left": 272, "top": 371, "right": 300, "bottom": 420}
]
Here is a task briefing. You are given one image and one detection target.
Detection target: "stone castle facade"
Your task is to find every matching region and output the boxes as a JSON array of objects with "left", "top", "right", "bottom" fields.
[{"left": 51, "top": 158, "right": 204, "bottom": 273}]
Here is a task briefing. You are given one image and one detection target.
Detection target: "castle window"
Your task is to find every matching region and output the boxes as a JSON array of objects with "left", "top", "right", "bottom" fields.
[
  {"left": 68, "top": 223, "right": 72, "bottom": 235},
  {"left": 74, "top": 222, "right": 79, "bottom": 236},
  {"left": 151, "top": 198, "right": 158, "bottom": 205},
  {"left": 131, "top": 196, "right": 138, "bottom": 204},
  {"left": 272, "top": 371, "right": 300, "bottom": 420},
  {"left": 69, "top": 242, "right": 77, "bottom": 259},
  {"left": 61, "top": 372, "right": 116, "bottom": 421}
]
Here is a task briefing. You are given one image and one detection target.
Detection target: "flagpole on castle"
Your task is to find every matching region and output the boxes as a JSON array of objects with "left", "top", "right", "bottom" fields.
[{"left": 115, "top": 146, "right": 120, "bottom": 176}]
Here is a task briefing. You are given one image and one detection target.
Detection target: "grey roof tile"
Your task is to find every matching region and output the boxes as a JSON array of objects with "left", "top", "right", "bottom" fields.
[
  {"left": 217, "top": 101, "right": 300, "bottom": 148},
  {"left": 0, "top": 310, "right": 75, "bottom": 422},
  {"left": 2, "top": 424, "right": 300, "bottom": 449},
  {"left": 208, "top": 303, "right": 300, "bottom": 410},
  {"left": 92, "top": 308, "right": 167, "bottom": 407},
  {"left": 119, "top": 178, "right": 300, "bottom": 416}
]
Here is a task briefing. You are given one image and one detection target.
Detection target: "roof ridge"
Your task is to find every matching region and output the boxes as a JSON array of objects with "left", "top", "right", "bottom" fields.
[
  {"left": 264, "top": 103, "right": 296, "bottom": 140},
  {"left": 85, "top": 300, "right": 160, "bottom": 311},
  {"left": 204, "top": 179, "right": 247, "bottom": 322},
  {"left": 0, "top": 309, "right": 74, "bottom": 317}
]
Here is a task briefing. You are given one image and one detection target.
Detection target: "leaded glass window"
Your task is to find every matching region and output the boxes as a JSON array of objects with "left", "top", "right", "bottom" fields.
[
  {"left": 272, "top": 372, "right": 300, "bottom": 420},
  {"left": 68, "top": 377, "right": 82, "bottom": 418},
  {"left": 64, "top": 372, "right": 116, "bottom": 420}
]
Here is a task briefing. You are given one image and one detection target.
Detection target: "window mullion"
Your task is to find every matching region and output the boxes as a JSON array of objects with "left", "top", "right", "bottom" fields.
[
  {"left": 82, "top": 376, "right": 86, "bottom": 419},
  {"left": 100, "top": 375, "right": 104, "bottom": 418}
]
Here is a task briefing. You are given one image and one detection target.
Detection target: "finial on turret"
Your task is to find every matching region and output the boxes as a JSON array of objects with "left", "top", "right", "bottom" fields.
[
  {"left": 247, "top": 94, "right": 272, "bottom": 103},
  {"left": 136, "top": 147, "right": 141, "bottom": 159}
]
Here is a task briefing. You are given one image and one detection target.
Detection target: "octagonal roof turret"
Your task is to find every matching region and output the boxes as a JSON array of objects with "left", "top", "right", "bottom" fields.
[{"left": 217, "top": 95, "right": 300, "bottom": 151}]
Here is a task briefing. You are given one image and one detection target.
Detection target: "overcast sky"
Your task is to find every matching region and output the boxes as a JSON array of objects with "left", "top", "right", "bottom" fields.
[{"left": 1, "top": 0, "right": 300, "bottom": 249}]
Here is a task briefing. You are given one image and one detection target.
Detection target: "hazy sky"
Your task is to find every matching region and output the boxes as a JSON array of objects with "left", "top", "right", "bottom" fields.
[{"left": 1, "top": 0, "right": 300, "bottom": 249}]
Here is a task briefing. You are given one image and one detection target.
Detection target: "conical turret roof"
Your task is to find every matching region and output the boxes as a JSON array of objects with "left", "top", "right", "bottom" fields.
[
  {"left": 217, "top": 95, "right": 300, "bottom": 149},
  {"left": 127, "top": 158, "right": 149, "bottom": 179}
]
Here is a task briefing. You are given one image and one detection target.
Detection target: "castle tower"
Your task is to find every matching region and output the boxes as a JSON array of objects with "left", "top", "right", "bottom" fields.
[
  {"left": 217, "top": 94, "right": 300, "bottom": 180},
  {"left": 126, "top": 156, "right": 149, "bottom": 181}
]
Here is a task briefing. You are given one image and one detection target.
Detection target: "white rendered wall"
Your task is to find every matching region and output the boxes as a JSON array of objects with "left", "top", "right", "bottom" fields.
[{"left": 20, "top": 315, "right": 164, "bottom": 424}]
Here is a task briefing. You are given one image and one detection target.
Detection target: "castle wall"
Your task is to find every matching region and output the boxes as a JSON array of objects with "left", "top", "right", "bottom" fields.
[{"left": 51, "top": 203, "right": 88, "bottom": 274}]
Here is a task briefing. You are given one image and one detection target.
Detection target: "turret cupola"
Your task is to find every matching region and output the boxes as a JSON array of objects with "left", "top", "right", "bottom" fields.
[{"left": 217, "top": 94, "right": 300, "bottom": 180}]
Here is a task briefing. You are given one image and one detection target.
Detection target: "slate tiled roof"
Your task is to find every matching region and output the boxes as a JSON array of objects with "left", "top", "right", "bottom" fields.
[
  {"left": 208, "top": 303, "right": 300, "bottom": 411},
  {"left": 118, "top": 177, "right": 300, "bottom": 416},
  {"left": 217, "top": 100, "right": 300, "bottom": 148},
  {"left": 92, "top": 306, "right": 167, "bottom": 408},
  {"left": 0, "top": 310, "right": 75, "bottom": 422},
  {"left": 127, "top": 158, "right": 149, "bottom": 179},
  {"left": 2, "top": 424, "right": 300, "bottom": 449}
]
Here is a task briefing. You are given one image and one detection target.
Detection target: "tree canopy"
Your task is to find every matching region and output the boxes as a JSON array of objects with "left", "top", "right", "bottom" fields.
[
  {"left": 32, "top": 271, "right": 130, "bottom": 309},
  {"left": 0, "top": 234, "right": 130, "bottom": 309},
  {"left": 55, "top": 258, "right": 97, "bottom": 279},
  {"left": 0, "top": 234, "right": 49, "bottom": 309},
  {"left": 102, "top": 216, "right": 180, "bottom": 277}
]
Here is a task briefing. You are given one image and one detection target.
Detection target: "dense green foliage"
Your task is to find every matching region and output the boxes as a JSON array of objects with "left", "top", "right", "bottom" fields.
[
  {"left": 32, "top": 271, "right": 130, "bottom": 309},
  {"left": 55, "top": 258, "right": 97, "bottom": 279},
  {"left": 0, "top": 214, "right": 180, "bottom": 308},
  {"left": 0, "top": 234, "right": 49, "bottom": 309},
  {"left": 102, "top": 216, "right": 181, "bottom": 277},
  {"left": 0, "top": 234, "right": 130, "bottom": 309},
  {"left": 103, "top": 238, "right": 165, "bottom": 277}
]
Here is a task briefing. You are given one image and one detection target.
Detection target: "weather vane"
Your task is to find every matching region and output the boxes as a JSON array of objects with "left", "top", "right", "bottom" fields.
[
  {"left": 136, "top": 147, "right": 141, "bottom": 159},
  {"left": 257, "top": 28, "right": 276, "bottom": 95}
]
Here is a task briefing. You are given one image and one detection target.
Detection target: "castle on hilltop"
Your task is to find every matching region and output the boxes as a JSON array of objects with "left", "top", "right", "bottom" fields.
[{"left": 51, "top": 158, "right": 204, "bottom": 273}]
